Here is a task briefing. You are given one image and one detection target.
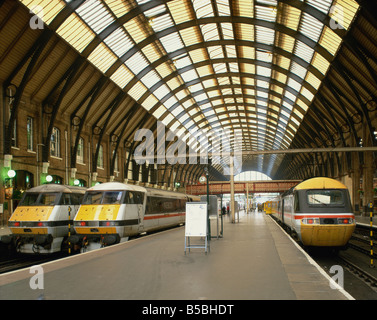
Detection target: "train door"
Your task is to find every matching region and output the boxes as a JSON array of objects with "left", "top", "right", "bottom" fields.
[
  {"left": 136, "top": 192, "right": 145, "bottom": 231},
  {"left": 281, "top": 199, "right": 285, "bottom": 224}
]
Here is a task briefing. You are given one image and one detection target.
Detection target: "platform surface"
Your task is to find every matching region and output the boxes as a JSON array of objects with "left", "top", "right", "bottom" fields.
[{"left": 0, "top": 211, "right": 352, "bottom": 300}]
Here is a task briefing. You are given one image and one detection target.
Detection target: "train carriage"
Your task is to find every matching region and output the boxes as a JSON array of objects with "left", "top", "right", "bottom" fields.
[
  {"left": 272, "top": 177, "right": 355, "bottom": 248},
  {"left": 2, "top": 184, "right": 86, "bottom": 254},
  {"left": 70, "top": 182, "right": 195, "bottom": 251}
]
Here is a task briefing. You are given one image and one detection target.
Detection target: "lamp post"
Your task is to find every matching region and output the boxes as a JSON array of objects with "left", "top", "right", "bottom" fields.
[{"left": 204, "top": 165, "right": 210, "bottom": 241}]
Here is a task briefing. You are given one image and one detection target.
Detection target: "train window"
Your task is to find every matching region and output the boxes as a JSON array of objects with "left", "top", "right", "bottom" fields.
[
  {"left": 71, "top": 193, "right": 84, "bottom": 205},
  {"left": 82, "top": 191, "right": 102, "bottom": 205},
  {"left": 20, "top": 193, "right": 39, "bottom": 206},
  {"left": 60, "top": 193, "right": 71, "bottom": 205},
  {"left": 125, "top": 192, "right": 144, "bottom": 205},
  {"left": 39, "top": 193, "right": 59, "bottom": 205},
  {"left": 102, "top": 191, "right": 123, "bottom": 204},
  {"left": 294, "top": 192, "right": 300, "bottom": 212},
  {"left": 307, "top": 190, "right": 344, "bottom": 206}
]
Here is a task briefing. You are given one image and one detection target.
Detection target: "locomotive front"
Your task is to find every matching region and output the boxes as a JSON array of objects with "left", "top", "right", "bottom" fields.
[{"left": 294, "top": 178, "right": 356, "bottom": 247}]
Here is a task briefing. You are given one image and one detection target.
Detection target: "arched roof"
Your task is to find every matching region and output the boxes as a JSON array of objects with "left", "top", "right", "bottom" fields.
[{"left": 1, "top": 0, "right": 376, "bottom": 180}]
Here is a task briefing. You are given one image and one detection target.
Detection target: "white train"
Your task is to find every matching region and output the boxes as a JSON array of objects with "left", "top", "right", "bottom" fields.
[
  {"left": 2, "top": 184, "right": 86, "bottom": 254},
  {"left": 271, "top": 177, "right": 355, "bottom": 248},
  {"left": 69, "top": 182, "right": 199, "bottom": 251}
]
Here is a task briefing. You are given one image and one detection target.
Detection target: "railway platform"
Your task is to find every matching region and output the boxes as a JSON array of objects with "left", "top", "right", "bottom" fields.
[{"left": 0, "top": 210, "right": 352, "bottom": 300}]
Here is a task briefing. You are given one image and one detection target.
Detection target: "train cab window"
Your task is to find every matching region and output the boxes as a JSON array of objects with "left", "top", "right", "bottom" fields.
[
  {"left": 102, "top": 191, "right": 123, "bottom": 204},
  {"left": 69, "top": 193, "right": 84, "bottom": 205},
  {"left": 39, "top": 193, "right": 59, "bottom": 205},
  {"left": 125, "top": 191, "right": 144, "bottom": 205},
  {"left": 294, "top": 192, "right": 300, "bottom": 212},
  {"left": 307, "top": 190, "right": 344, "bottom": 206},
  {"left": 60, "top": 193, "right": 71, "bottom": 205},
  {"left": 20, "top": 193, "right": 39, "bottom": 206},
  {"left": 83, "top": 191, "right": 102, "bottom": 205}
]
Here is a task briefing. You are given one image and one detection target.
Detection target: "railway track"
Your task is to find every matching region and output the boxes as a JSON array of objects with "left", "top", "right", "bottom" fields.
[{"left": 0, "top": 253, "right": 64, "bottom": 274}]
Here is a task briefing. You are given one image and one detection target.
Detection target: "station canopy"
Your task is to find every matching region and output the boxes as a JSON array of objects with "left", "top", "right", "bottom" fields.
[{"left": 12, "top": 0, "right": 375, "bottom": 179}]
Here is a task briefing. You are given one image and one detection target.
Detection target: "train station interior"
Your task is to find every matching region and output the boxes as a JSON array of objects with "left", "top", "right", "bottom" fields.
[{"left": 0, "top": 0, "right": 377, "bottom": 302}]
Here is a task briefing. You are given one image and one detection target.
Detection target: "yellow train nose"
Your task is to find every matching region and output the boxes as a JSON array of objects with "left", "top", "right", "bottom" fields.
[{"left": 300, "top": 224, "right": 355, "bottom": 246}]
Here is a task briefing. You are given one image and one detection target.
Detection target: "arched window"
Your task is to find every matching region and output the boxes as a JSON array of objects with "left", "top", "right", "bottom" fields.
[
  {"left": 76, "top": 137, "right": 84, "bottom": 163},
  {"left": 50, "top": 127, "right": 60, "bottom": 157},
  {"left": 97, "top": 144, "right": 104, "bottom": 168}
]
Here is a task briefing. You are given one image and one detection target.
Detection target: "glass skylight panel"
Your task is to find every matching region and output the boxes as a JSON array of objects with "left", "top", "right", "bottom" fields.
[
  {"left": 173, "top": 55, "right": 191, "bottom": 69},
  {"left": 286, "top": 78, "right": 302, "bottom": 93},
  {"left": 110, "top": 65, "right": 134, "bottom": 88},
  {"left": 221, "top": 23, "right": 234, "bottom": 39},
  {"left": 104, "top": 27, "right": 133, "bottom": 58},
  {"left": 21, "top": 0, "right": 64, "bottom": 25},
  {"left": 153, "top": 105, "right": 167, "bottom": 119},
  {"left": 192, "top": 0, "right": 215, "bottom": 19},
  {"left": 141, "top": 70, "right": 161, "bottom": 89},
  {"left": 255, "top": 5, "right": 277, "bottom": 22},
  {"left": 57, "top": 13, "right": 95, "bottom": 53},
  {"left": 194, "top": 93, "right": 208, "bottom": 103},
  {"left": 126, "top": 51, "right": 149, "bottom": 75},
  {"left": 330, "top": 0, "right": 359, "bottom": 31},
  {"left": 255, "top": 26, "right": 275, "bottom": 45},
  {"left": 299, "top": 13, "right": 323, "bottom": 42},
  {"left": 290, "top": 61, "right": 307, "bottom": 79},
  {"left": 305, "top": 72, "right": 321, "bottom": 90},
  {"left": 213, "top": 63, "right": 227, "bottom": 73},
  {"left": 171, "top": 105, "right": 184, "bottom": 116},
  {"left": 225, "top": 45, "right": 237, "bottom": 58},
  {"left": 149, "top": 13, "right": 174, "bottom": 33},
  {"left": 87, "top": 43, "right": 117, "bottom": 73},
  {"left": 160, "top": 32, "right": 185, "bottom": 53},
  {"left": 284, "top": 89, "right": 297, "bottom": 103},
  {"left": 76, "top": 0, "right": 115, "bottom": 34},
  {"left": 257, "top": 90, "right": 268, "bottom": 99},
  {"left": 181, "top": 69, "right": 198, "bottom": 82},
  {"left": 294, "top": 40, "right": 315, "bottom": 63},
  {"left": 188, "top": 83, "right": 204, "bottom": 93},
  {"left": 300, "top": 87, "right": 314, "bottom": 102},
  {"left": 162, "top": 113, "right": 174, "bottom": 126},
  {"left": 307, "top": 0, "right": 332, "bottom": 14},
  {"left": 257, "top": 80, "right": 269, "bottom": 89},
  {"left": 128, "top": 81, "right": 147, "bottom": 101},
  {"left": 257, "top": 66, "right": 272, "bottom": 77},
  {"left": 201, "top": 24, "right": 220, "bottom": 41},
  {"left": 143, "top": 4, "right": 166, "bottom": 19},
  {"left": 216, "top": 0, "right": 231, "bottom": 16},
  {"left": 311, "top": 52, "right": 330, "bottom": 75},
  {"left": 208, "top": 46, "right": 224, "bottom": 59},
  {"left": 153, "top": 84, "right": 170, "bottom": 100},
  {"left": 229, "top": 63, "right": 239, "bottom": 73},
  {"left": 256, "top": 50, "right": 273, "bottom": 63}
]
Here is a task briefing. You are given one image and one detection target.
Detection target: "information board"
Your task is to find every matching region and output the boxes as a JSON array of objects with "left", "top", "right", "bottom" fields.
[{"left": 185, "top": 202, "right": 207, "bottom": 237}]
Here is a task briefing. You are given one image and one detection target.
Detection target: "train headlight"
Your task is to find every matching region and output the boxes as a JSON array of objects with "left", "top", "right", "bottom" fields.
[
  {"left": 337, "top": 218, "right": 354, "bottom": 224},
  {"left": 302, "top": 218, "right": 320, "bottom": 225}
]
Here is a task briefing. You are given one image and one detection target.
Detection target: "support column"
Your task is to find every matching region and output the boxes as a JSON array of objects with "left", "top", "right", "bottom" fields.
[
  {"left": 230, "top": 157, "right": 235, "bottom": 223},
  {"left": 352, "top": 152, "right": 361, "bottom": 214},
  {"left": 246, "top": 183, "right": 249, "bottom": 214},
  {"left": 363, "top": 150, "right": 374, "bottom": 213}
]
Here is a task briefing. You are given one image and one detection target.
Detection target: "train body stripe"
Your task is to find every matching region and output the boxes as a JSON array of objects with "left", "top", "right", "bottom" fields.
[{"left": 144, "top": 212, "right": 185, "bottom": 220}]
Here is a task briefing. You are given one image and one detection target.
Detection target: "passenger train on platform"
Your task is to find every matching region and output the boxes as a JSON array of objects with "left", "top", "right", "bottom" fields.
[
  {"left": 69, "top": 182, "right": 199, "bottom": 251},
  {"left": 1, "top": 184, "right": 86, "bottom": 254},
  {"left": 271, "top": 177, "right": 355, "bottom": 248}
]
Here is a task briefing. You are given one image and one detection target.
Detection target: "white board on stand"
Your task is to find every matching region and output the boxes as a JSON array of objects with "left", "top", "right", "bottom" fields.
[{"left": 185, "top": 202, "right": 207, "bottom": 237}]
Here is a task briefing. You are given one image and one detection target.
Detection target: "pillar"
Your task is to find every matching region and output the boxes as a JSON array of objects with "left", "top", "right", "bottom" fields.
[
  {"left": 362, "top": 151, "right": 374, "bottom": 213},
  {"left": 230, "top": 157, "right": 235, "bottom": 223}
]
